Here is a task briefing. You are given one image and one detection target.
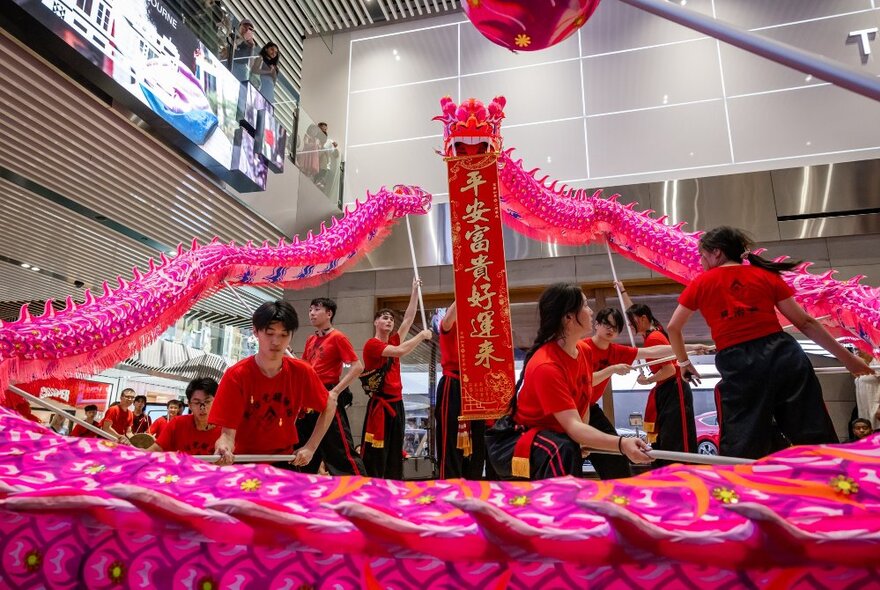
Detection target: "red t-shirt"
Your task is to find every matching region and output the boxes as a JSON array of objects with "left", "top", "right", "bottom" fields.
[
  {"left": 644, "top": 330, "right": 677, "bottom": 384},
  {"left": 156, "top": 414, "right": 220, "bottom": 455},
  {"left": 102, "top": 405, "right": 133, "bottom": 435},
  {"left": 583, "top": 339, "right": 638, "bottom": 404},
  {"left": 149, "top": 415, "right": 170, "bottom": 438},
  {"left": 132, "top": 413, "right": 152, "bottom": 434},
  {"left": 303, "top": 329, "right": 359, "bottom": 385},
  {"left": 514, "top": 341, "right": 593, "bottom": 432},
  {"left": 679, "top": 264, "right": 794, "bottom": 351},
  {"left": 70, "top": 420, "right": 100, "bottom": 438},
  {"left": 439, "top": 322, "right": 460, "bottom": 377},
  {"left": 209, "top": 356, "right": 329, "bottom": 454},
  {"left": 363, "top": 334, "right": 402, "bottom": 398}
]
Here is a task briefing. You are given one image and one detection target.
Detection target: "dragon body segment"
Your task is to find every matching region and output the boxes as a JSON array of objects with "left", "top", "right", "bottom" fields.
[{"left": 0, "top": 185, "right": 431, "bottom": 392}]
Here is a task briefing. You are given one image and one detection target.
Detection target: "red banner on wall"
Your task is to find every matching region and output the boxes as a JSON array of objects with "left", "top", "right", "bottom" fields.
[
  {"left": 14, "top": 378, "right": 111, "bottom": 408},
  {"left": 447, "top": 153, "right": 516, "bottom": 420}
]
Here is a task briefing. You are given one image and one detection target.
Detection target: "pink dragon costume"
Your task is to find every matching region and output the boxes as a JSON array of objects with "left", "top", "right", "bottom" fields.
[{"left": 1, "top": 99, "right": 880, "bottom": 588}]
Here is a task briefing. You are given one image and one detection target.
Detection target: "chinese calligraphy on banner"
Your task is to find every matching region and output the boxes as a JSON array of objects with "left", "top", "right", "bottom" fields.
[{"left": 446, "top": 153, "right": 515, "bottom": 420}]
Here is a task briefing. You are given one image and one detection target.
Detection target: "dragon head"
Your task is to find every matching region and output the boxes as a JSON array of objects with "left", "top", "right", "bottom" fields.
[{"left": 434, "top": 96, "right": 506, "bottom": 157}]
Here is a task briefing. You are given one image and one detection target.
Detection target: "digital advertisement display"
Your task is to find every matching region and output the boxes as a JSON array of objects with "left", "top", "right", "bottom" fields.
[{"left": 14, "top": 0, "right": 285, "bottom": 192}]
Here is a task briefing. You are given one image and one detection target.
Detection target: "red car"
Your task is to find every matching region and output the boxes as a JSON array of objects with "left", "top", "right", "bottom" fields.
[{"left": 695, "top": 411, "right": 720, "bottom": 455}]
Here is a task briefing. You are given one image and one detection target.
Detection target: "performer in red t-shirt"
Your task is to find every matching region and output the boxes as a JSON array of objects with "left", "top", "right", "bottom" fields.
[
  {"left": 70, "top": 404, "right": 101, "bottom": 437},
  {"left": 361, "top": 278, "right": 433, "bottom": 479},
  {"left": 435, "top": 301, "right": 488, "bottom": 479},
  {"left": 209, "top": 301, "right": 335, "bottom": 468},
  {"left": 486, "top": 283, "right": 652, "bottom": 480},
  {"left": 131, "top": 395, "right": 152, "bottom": 434},
  {"left": 102, "top": 388, "right": 135, "bottom": 442},
  {"left": 584, "top": 305, "right": 709, "bottom": 477},
  {"left": 1, "top": 390, "right": 43, "bottom": 424},
  {"left": 148, "top": 378, "right": 220, "bottom": 455},
  {"left": 624, "top": 298, "right": 697, "bottom": 458},
  {"left": 298, "top": 297, "right": 367, "bottom": 475},
  {"left": 149, "top": 399, "right": 183, "bottom": 439},
  {"left": 667, "top": 226, "right": 873, "bottom": 459}
]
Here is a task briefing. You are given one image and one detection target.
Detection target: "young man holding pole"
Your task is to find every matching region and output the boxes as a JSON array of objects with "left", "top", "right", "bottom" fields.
[
  {"left": 361, "top": 278, "right": 433, "bottom": 479},
  {"left": 298, "top": 297, "right": 367, "bottom": 475},
  {"left": 102, "top": 388, "right": 135, "bottom": 442},
  {"left": 209, "top": 301, "right": 335, "bottom": 468}
]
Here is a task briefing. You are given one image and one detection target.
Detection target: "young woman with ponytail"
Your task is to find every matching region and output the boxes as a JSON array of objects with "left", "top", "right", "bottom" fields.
[
  {"left": 486, "top": 283, "right": 652, "bottom": 480},
  {"left": 621, "top": 292, "right": 698, "bottom": 459},
  {"left": 666, "top": 226, "right": 873, "bottom": 459}
]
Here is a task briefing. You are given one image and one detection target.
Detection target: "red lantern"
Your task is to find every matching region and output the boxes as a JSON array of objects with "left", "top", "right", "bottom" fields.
[{"left": 463, "top": 0, "right": 602, "bottom": 52}]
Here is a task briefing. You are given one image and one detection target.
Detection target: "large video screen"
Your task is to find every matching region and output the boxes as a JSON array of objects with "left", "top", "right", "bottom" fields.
[{"left": 15, "top": 0, "right": 282, "bottom": 192}]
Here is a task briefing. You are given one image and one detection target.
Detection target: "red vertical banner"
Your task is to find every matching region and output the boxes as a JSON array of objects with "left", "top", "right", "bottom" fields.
[{"left": 447, "top": 153, "right": 516, "bottom": 420}]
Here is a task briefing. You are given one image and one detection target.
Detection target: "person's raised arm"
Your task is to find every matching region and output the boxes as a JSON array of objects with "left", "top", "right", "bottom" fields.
[
  {"left": 615, "top": 280, "right": 633, "bottom": 310},
  {"left": 440, "top": 301, "right": 457, "bottom": 332},
  {"left": 381, "top": 330, "right": 433, "bottom": 358},
  {"left": 777, "top": 298, "right": 873, "bottom": 376},
  {"left": 554, "top": 409, "right": 652, "bottom": 464},
  {"left": 667, "top": 304, "right": 700, "bottom": 384},
  {"left": 397, "top": 277, "right": 422, "bottom": 339}
]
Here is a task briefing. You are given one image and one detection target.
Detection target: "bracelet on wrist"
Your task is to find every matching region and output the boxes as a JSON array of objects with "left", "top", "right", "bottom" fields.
[
  {"left": 677, "top": 359, "right": 692, "bottom": 367},
  {"left": 618, "top": 436, "right": 624, "bottom": 454}
]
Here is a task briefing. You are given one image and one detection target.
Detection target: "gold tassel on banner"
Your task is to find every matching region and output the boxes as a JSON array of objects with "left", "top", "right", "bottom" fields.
[{"left": 456, "top": 420, "right": 472, "bottom": 457}]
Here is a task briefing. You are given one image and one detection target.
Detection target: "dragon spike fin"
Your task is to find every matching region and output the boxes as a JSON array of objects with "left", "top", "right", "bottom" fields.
[
  {"left": 117, "top": 275, "right": 128, "bottom": 290},
  {"left": 292, "top": 235, "right": 300, "bottom": 245},
  {"left": 191, "top": 238, "right": 200, "bottom": 251},
  {"left": 132, "top": 266, "right": 143, "bottom": 281},
  {"left": 320, "top": 221, "right": 328, "bottom": 234},
  {"left": 101, "top": 281, "right": 113, "bottom": 298},
  {"left": 818, "top": 269, "right": 837, "bottom": 280},
  {"left": 246, "top": 240, "right": 254, "bottom": 249},
  {"left": 527, "top": 167, "right": 540, "bottom": 177},
  {"left": 673, "top": 221, "right": 687, "bottom": 230},
  {"left": 641, "top": 209, "right": 655, "bottom": 217},
  {"left": 262, "top": 240, "right": 270, "bottom": 248},
  {"left": 692, "top": 230, "right": 705, "bottom": 238},
  {"left": 656, "top": 215, "right": 669, "bottom": 224},
  {"left": 772, "top": 255, "right": 790, "bottom": 263},
  {"left": 43, "top": 299, "right": 55, "bottom": 318},
  {"left": 228, "top": 240, "right": 236, "bottom": 248},
  {"left": 83, "top": 289, "right": 96, "bottom": 306},
  {"left": 148, "top": 258, "right": 157, "bottom": 272},
  {"left": 753, "top": 247, "right": 768, "bottom": 255},
  {"left": 797, "top": 261, "right": 814, "bottom": 272},
  {"left": 64, "top": 296, "right": 77, "bottom": 312},
  {"left": 177, "top": 243, "right": 185, "bottom": 255},
  {"left": 848, "top": 274, "right": 867, "bottom": 284},
  {"left": 547, "top": 180, "right": 558, "bottom": 191},
  {"left": 211, "top": 236, "right": 221, "bottom": 244},
  {"left": 277, "top": 237, "right": 287, "bottom": 248},
  {"left": 18, "top": 303, "right": 32, "bottom": 323},
  {"left": 624, "top": 202, "right": 638, "bottom": 210},
  {"left": 606, "top": 192, "right": 620, "bottom": 201},
  {"left": 307, "top": 230, "right": 315, "bottom": 240},
  {"left": 537, "top": 175, "right": 550, "bottom": 185},
  {"left": 159, "top": 253, "right": 170, "bottom": 266}
]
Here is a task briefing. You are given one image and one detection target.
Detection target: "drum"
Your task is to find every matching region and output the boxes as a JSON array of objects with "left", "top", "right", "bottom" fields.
[{"left": 129, "top": 433, "right": 155, "bottom": 449}]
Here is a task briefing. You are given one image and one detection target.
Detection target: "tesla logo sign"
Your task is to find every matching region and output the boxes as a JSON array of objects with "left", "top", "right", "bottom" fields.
[{"left": 849, "top": 27, "right": 878, "bottom": 57}]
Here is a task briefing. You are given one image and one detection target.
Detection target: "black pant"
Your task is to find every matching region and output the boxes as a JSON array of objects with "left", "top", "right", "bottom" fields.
[
  {"left": 361, "top": 398, "right": 405, "bottom": 479},
  {"left": 486, "top": 420, "right": 583, "bottom": 480},
  {"left": 587, "top": 404, "right": 632, "bottom": 479},
  {"left": 294, "top": 386, "right": 366, "bottom": 476},
  {"left": 435, "top": 375, "right": 488, "bottom": 479},
  {"left": 653, "top": 376, "right": 698, "bottom": 459},
  {"left": 715, "top": 331, "right": 837, "bottom": 459}
]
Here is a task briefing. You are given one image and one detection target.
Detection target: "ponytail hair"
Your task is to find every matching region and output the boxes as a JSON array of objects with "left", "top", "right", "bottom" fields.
[
  {"left": 700, "top": 226, "right": 800, "bottom": 274},
  {"left": 508, "top": 283, "right": 585, "bottom": 414},
  {"left": 626, "top": 303, "right": 666, "bottom": 337}
]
